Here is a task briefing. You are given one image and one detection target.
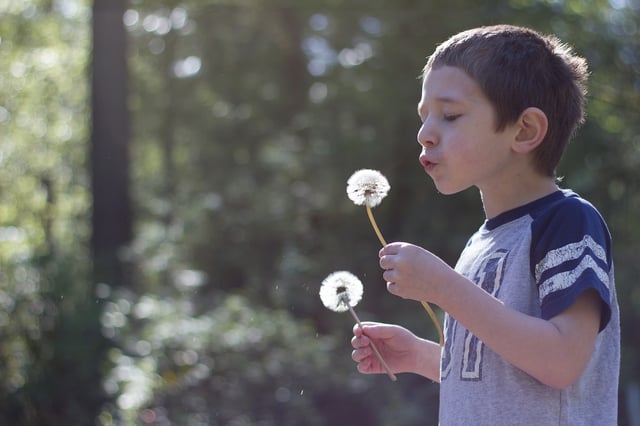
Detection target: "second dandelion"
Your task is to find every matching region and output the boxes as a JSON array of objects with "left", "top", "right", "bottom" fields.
[{"left": 320, "top": 271, "right": 397, "bottom": 381}]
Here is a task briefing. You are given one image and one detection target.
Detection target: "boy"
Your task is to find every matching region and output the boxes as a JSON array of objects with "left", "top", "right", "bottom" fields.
[{"left": 351, "top": 25, "right": 620, "bottom": 425}]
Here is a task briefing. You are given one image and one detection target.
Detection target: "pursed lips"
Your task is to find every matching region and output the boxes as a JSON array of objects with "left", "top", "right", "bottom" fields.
[{"left": 419, "top": 154, "right": 437, "bottom": 173}]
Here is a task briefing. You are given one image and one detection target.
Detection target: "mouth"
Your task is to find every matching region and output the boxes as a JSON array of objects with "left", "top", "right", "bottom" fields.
[{"left": 419, "top": 155, "right": 436, "bottom": 173}]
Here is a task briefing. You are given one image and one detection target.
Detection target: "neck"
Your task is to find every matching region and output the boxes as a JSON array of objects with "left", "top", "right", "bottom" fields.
[{"left": 479, "top": 176, "right": 559, "bottom": 219}]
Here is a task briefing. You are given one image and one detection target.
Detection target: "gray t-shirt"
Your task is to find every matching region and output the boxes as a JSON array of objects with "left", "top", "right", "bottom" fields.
[{"left": 439, "top": 190, "right": 620, "bottom": 425}]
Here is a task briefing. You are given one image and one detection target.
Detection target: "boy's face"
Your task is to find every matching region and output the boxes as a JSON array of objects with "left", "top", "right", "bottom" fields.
[{"left": 417, "top": 66, "right": 520, "bottom": 195}]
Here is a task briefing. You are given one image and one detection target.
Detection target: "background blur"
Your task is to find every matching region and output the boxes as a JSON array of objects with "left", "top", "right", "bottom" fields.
[{"left": 1, "top": 0, "right": 639, "bottom": 424}]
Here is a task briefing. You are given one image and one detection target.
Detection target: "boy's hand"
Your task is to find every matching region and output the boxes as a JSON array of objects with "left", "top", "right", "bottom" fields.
[
  {"left": 379, "top": 242, "right": 455, "bottom": 305},
  {"left": 351, "top": 322, "right": 442, "bottom": 381},
  {"left": 351, "top": 322, "right": 416, "bottom": 375}
]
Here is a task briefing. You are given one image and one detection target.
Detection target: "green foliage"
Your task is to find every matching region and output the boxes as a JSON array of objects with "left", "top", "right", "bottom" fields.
[
  {"left": 0, "top": 250, "right": 108, "bottom": 425},
  {"left": 0, "top": 1, "right": 105, "bottom": 424},
  {"left": 99, "top": 291, "right": 412, "bottom": 425}
]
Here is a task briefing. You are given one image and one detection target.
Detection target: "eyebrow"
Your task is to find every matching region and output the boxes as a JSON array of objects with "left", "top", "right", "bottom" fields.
[
  {"left": 432, "top": 95, "right": 464, "bottom": 105},
  {"left": 417, "top": 96, "right": 463, "bottom": 116}
]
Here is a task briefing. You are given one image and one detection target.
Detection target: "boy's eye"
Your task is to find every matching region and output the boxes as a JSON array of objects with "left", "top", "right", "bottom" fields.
[{"left": 444, "top": 114, "right": 461, "bottom": 122}]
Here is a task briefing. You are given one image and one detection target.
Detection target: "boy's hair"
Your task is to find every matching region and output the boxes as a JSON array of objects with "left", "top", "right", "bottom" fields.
[{"left": 423, "top": 25, "right": 588, "bottom": 177}]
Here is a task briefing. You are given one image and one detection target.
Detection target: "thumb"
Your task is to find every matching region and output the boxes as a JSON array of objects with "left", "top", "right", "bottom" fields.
[{"left": 356, "top": 322, "right": 394, "bottom": 340}]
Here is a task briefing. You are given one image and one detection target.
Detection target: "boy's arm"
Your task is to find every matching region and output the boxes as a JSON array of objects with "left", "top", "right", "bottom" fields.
[
  {"left": 412, "top": 337, "right": 442, "bottom": 381},
  {"left": 436, "top": 272, "right": 601, "bottom": 389}
]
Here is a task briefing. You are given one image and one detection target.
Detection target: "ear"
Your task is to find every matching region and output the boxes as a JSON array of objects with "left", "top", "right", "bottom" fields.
[{"left": 512, "top": 107, "right": 548, "bottom": 154}]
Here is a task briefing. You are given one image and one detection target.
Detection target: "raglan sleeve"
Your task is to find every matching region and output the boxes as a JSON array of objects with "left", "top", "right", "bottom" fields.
[{"left": 530, "top": 197, "right": 613, "bottom": 331}]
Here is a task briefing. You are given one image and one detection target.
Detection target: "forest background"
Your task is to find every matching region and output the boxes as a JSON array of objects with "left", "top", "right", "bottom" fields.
[{"left": 1, "top": 0, "right": 639, "bottom": 425}]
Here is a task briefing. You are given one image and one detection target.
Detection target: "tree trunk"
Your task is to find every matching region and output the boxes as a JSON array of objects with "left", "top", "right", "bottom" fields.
[{"left": 90, "top": 0, "right": 132, "bottom": 287}]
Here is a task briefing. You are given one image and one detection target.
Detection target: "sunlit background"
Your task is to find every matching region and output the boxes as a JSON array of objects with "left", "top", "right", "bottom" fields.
[{"left": 1, "top": 0, "right": 639, "bottom": 424}]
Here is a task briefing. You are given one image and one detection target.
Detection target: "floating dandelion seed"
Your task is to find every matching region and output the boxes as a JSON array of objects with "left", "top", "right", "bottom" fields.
[
  {"left": 320, "top": 271, "right": 397, "bottom": 381},
  {"left": 346, "top": 168, "right": 444, "bottom": 347}
]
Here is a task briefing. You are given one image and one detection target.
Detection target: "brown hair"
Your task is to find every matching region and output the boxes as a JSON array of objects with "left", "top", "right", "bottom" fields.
[{"left": 423, "top": 25, "right": 588, "bottom": 177}]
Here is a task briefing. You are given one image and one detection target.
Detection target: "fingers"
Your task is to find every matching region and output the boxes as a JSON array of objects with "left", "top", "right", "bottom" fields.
[
  {"left": 380, "top": 251, "right": 398, "bottom": 285},
  {"left": 352, "top": 321, "right": 384, "bottom": 336},
  {"left": 351, "top": 336, "right": 377, "bottom": 374},
  {"left": 379, "top": 253, "right": 392, "bottom": 270},
  {"left": 352, "top": 339, "right": 390, "bottom": 376},
  {"left": 353, "top": 350, "right": 376, "bottom": 374},
  {"left": 353, "top": 322, "right": 395, "bottom": 342},
  {"left": 353, "top": 321, "right": 373, "bottom": 336},
  {"left": 352, "top": 322, "right": 384, "bottom": 349},
  {"left": 351, "top": 343, "right": 372, "bottom": 361},
  {"left": 351, "top": 331, "right": 374, "bottom": 369},
  {"left": 351, "top": 331, "right": 368, "bottom": 348},
  {"left": 379, "top": 242, "right": 403, "bottom": 257},
  {"left": 380, "top": 242, "right": 407, "bottom": 270},
  {"left": 352, "top": 323, "right": 400, "bottom": 376},
  {"left": 382, "top": 268, "right": 397, "bottom": 284}
]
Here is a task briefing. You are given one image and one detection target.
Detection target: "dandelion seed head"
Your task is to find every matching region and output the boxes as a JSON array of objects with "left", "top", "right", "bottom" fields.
[
  {"left": 346, "top": 169, "right": 390, "bottom": 208},
  {"left": 319, "top": 271, "right": 363, "bottom": 312}
]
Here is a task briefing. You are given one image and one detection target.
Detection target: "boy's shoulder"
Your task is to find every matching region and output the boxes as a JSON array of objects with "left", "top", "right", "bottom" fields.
[
  {"left": 529, "top": 189, "right": 611, "bottom": 246},
  {"left": 478, "top": 188, "right": 612, "bottom": 272},
  {"left": 484, "top": 189, "right": 606, "bottom": 234},
  {"left": 534, "top": 189, "right": 599, "bottom": 213}
]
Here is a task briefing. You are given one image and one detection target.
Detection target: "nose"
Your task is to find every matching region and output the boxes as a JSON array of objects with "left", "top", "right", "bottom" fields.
[{"left": 417, "top": 119, "right": 437, "bottom": 148}]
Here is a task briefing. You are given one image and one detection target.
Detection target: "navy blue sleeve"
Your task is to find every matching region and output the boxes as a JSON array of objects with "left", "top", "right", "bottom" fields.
[{"left": 530, "top": 195, "right": 612, "bottom": 331}]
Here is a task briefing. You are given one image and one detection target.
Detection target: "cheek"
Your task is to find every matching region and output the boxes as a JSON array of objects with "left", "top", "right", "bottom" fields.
[
  {"left": 441, "top": 134, "right": 488, "bottom": 179},
  {"left": 447, "top": 128, "right": 488, "bottom": 158},
  {"left": 442, "top": 132, "right": 472, "bottom": 160}
]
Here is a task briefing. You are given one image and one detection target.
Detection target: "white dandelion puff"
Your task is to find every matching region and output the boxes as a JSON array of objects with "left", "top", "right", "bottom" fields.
[
  {"left": 346, "top": 169, "right": 390, "bottom": 247},
  {"left": 346, "top": 169, "right": 390, "bottom": 208},
  {"left": 319, "top": 271, "right": 363, "bottom": 312}
]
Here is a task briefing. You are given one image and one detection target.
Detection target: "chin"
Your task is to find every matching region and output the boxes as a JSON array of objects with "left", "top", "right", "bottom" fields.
[
  {"left": 432, "top": 180, "right": 469, "bottom": 195},
  {"left": 436, "top": 188, "right": 460, "bottom": 195}
]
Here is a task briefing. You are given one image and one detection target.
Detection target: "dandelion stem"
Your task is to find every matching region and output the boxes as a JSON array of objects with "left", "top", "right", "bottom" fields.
[
  {"left": 342, "top": 296, "right": 397, "bottom": 382},
  {"left": 366, "top": 205, "right": 387, "bottom": 246},
  {"left": 365, "top": 205, "right": 444, "bottom": 347},
  {"left": 421, "top": 301, "right": 444, "bottom": 347}
]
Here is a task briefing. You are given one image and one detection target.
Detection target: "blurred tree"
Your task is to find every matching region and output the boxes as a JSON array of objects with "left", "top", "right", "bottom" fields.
[{"left": 91, "top": 0, "right": 133, "bottom": 288}]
